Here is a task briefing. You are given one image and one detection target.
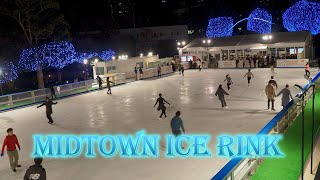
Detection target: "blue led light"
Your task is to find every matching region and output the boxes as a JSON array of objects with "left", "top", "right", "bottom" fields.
[
  {"left": 283, "top": 0, "right": 320, "bottom": 35},
  {"left": 247, "top": 8, "right": 272, "bottom": 34},
  {"left": 74, "top": 52, "right": 99, "bottom": 63},
  {"left": 206, "top": 17, "right": 233, "bottom": 38},
  {"left": 99, "top": 49, "right": 116, "bottom": 61},
  {"left": 0, "top": 61, "right": 18, "bottom": 83}
]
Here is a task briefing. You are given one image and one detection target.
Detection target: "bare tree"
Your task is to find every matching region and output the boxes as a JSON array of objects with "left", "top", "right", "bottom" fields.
[{"left": 0, "top": 0, "right": 70, "bottom": 89}]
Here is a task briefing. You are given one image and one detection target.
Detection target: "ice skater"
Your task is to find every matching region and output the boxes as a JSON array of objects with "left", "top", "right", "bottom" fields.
[
  {"left": 1, "top": 128, "right": 21, "bottom": 172},
  {"left": 305, "top": 62, "right": 310, "bottom": 77},
  {"left": 154, "top": 93, "right": 170, "bottom": 119},
  {"left": 215, "top": 84, "right": 229, "bottom": 108},
  {"left": 170, "top": 111, "right": 185, "bottom": 136},
  {"left": 269, "top": 76, "right": 278, "bottom": 90},
  {"left": 265, "top": 81, "right": 276, "bottom": 111},
  {"left": 157, "top": 65, "right": 162, "bottom": 78},
  {"left": 276, "top": 84, "right": 293, "bottom": 108},
  {"left": 139, "top": 67, "right": 143, "bottom": 80},
  {"left": 49, "top": 84, "right": 56, "bottom": 99},
  {"left": 24, "top": 157, "right": 46, "bottom": 180},
  {"left": 106, "top": 77, "right": 114, "bottom": 94},
  {"left": 96, "top": 76, "right": 103, "bottom": 90},
  {"left": 243, "top": 69, "right": 254, "bottom": 86},
  {"left": 181, "top": 65, "right": 184, "bottom": 76},
  {"left": 223, "top": 74, "right": 233, "bottom": 90},
  {"left": 37, "top": 97, "right": 58, "bottom": 124}
]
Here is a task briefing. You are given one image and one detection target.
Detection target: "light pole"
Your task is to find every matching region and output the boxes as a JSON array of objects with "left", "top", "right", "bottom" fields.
[
  {"left": 202, "top": 39, "right": 211, "bottom": 68},
  {"left": 177, "top": 41, "right": 186, "bottom": 57},
  {"left": 262, "top": 35, "right": 272, "bottom": 65}
]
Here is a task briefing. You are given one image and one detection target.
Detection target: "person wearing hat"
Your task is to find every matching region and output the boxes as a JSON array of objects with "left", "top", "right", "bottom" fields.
[{"left": 24, "top": 157, "right": 46, "bottom": 180}]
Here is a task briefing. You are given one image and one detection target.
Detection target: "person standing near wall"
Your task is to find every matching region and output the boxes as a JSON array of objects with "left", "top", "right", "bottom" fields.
[
  {"left": 49, "top": 84, "right": 56, "bottom": 99},
  {"left": 96, "top": 76, "right": 103, "bottom": 90},
  {"left": 157, "top": 65, "right": 162, "bottom": 78},
  {"left": 1, "top": 128, "right": 21, "bottom": 172},
  {"left": 139, "top": 67, "right": 143, "bottom": 80},
  {"left": 134, "top": 67, "right": 138, "bottom": 80},
  {"left": 106, "top": 77, "right": 114, "bottom": 94}
]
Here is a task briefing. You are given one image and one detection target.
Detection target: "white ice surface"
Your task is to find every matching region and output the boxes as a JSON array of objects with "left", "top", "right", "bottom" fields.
[{"left": 0, "top": 68, "right": 317, "bottom": 180}]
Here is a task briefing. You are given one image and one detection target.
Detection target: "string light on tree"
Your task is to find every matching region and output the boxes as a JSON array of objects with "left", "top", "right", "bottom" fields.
[
  {"left": 0, "top": 61, "right": 18, "bottom": 84},
  {"left": 99, "top": 49, "right": 116, "bottom": 61},
  {"left": 282, "top": 0, "right": 320, "bottom": 35},
  {"left": 247, "top": 8, "right": 272, "bottom": 34},
  {"left": 206, "top": 17, "right": 233, "bottom": 38}
]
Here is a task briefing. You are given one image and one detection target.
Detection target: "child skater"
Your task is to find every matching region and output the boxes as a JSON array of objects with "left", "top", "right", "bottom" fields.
[{"left": 223, "top": 74, "right": 233, "bottom": 90}]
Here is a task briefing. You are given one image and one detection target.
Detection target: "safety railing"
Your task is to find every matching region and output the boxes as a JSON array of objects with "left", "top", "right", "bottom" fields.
[
  {"left": 0, "top": 73, "right": 126, "bottom": 111},
  {"left": 212, "top": 72, "right": 320, "bottom": 180}
]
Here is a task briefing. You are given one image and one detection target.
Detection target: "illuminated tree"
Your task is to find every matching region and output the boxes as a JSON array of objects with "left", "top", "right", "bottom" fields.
[
  {"left": 99, "top": 49, "right": 116, "bottom": 61},
  {"left": 247, "top": 8, "right": 272, "bottom": 34},
  {"left": 0, "top": 61, "right": 18, "bottom": 84},
  {"left": 206, "top": 17, "right": 233, "bottom": 38},
  {"left": 283, "top": 0, "right": 320, "bottom": 35}
]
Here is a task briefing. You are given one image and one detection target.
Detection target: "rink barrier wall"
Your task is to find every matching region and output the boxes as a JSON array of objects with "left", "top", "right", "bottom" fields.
[
  {"left": 0, "top": 66, "right": 180, "bottom": 113},
  {"left": 212, "top": 72, "right": 320, "bottom": 180}
]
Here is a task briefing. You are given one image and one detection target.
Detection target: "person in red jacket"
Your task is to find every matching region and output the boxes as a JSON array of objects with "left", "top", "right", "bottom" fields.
[{"left": 1, "top": 128, "right": 21, "bottom": 172}]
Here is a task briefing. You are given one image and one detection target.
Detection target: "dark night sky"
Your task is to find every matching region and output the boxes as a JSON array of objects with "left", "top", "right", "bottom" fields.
[{"left": 58, "top": 0, "right": 306, "bottom": 33}]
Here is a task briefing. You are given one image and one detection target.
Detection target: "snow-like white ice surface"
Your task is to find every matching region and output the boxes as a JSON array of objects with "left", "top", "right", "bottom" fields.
[{"left": 0, "top": 68, "right": 317, "bottom": 180}]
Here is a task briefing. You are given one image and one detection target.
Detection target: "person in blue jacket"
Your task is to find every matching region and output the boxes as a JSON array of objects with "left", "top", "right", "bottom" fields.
[{"left": 170, "top": 111, "right": 185, "bottom": 136}]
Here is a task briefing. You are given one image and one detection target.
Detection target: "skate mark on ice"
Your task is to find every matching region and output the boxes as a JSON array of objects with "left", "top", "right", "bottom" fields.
[{"left": 0, "top": 116, "right": 15, "bottom": 123}]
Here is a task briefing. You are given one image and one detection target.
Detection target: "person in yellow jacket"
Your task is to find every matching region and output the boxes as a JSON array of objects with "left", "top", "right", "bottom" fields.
[{"left": 265, "top": 80, "right": 276, "bottom": 111}]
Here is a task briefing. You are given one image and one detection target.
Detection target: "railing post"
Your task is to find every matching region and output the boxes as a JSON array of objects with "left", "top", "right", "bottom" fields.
[
  {"left": 8, "top": 95, "right": 13, "bottom": 107},
  {"left": 311, "top": 84, "right": 315, "bottom": 174},
  {"left": 31, "top": 91, "right": 36, "bottom": 103}
]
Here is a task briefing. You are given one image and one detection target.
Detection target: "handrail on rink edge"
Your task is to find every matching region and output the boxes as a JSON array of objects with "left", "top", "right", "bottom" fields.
[{"left": 211, "top": 72, "right": 320, "bottom": 180}]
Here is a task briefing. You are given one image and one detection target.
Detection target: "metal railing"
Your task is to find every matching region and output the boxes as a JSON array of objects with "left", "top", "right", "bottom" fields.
[
  {"left": 0, "top": 73, "right": 127, "bottom": 111},
  {"left": 212, "top": 73, "right": 320, "bottom": 180}
]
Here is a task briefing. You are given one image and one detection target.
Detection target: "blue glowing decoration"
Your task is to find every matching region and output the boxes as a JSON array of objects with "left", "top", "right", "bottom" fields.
[
  {"left": 206, "top": 17, "right": 233, "bottom": 38},
  {"left": 247, "top": 8, "right": 272, "bottom": 34},
  {"left": 18, "top": 47, "right": 43, "bottom": 71},
  {"left": 0, "top": 61, "right": 18, "bottom": 83},
  {"left": 75, "top": 52, "right": 99, "bottom": 63},
  {"left": 283, "top": 0, "right": 320, "bottom": 35},
  {"left": 40, "top": 41, "right": 77, "bottom": 69},
  {"left": 99, "top": 49, "right": 116, "bottom": 61}
]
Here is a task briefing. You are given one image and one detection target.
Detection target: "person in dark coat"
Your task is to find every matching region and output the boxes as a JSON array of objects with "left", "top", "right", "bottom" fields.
[
  {"left": 215, "top": 84, "right": 229, "bottom": 108},
  {"left": 96, "top": 76, "right": 103, "bottom": 90},
  {"left": 49, "top": 84, "right": 56, "bottom": 99},
  {"left": 276, "top": 84, "right": 293, "bottom": 108},
  {"left": 139, "top": 67, "right": 143, "bottom": 80},
  {"left": 134, "top": 67, "right": 138, "bottom": 80},
  {"left": 154, "top": 93, "right": 170, "bottom": 118},
  {"left": 181, "top": 66, "right": 185, "bottom": 76},
  {"left": 106, "top": 77, "right": 114, "bottom": 94},
  {"left": 157, "top": 65, "right": 162, "bottom": 78},
  {"left": 37, "top": 97, "right": 58, "bottom": 124},
  {"left": 24, "top": 157, "right": 46, "bottom": 180}
]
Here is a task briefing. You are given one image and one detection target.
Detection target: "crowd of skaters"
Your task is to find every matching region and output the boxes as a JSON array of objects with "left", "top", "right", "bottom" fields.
[{"left": 1, "top": 61, "right": 309, "bottom": 178}]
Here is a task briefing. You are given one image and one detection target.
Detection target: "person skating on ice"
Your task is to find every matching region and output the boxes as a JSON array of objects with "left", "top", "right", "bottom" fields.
[
  {"left": 1, "top": 128, "right": 21, "bottom": 172},
  {"left": 154, "top": 93, "right": 170, "bottom": 118},
  {"left": 170, "top": 111, "right": 185, "bottom": 136},
  {"left": 181, "top": 65, "right": 185, "bottom": 76},
  {"left": 37, "top": 97, "right": 58, "bottom": 124},
  {"left": 215, "top": 84, "right": 229, "bottom": 108},
  {"left": 243, "top": 69, "right": 254, "bottom": 86},
  {"left": 276, "top": 84, "right": 293, "bottom": 108},
  {"left": 96, "top": 76, "right": 103, "bottom": 90},
  {"left": 106, "top": 77, "right": 114, "bottom": 94},
  {"left": 305, "top": 62, "right": 310, "bottom": 77},
  {"left": 24, "top": 157, "right": 46, "bottom": 180},
  {"left": 49, "top": 84, "right": 56, "bottom": 99},
  {"left": 269, "top": 76, "right": 278, "bottom": 89},
  {"left": 265, "top": 81, "right": 276, "bottom": 111},
  {"left": 157, "top": 65, "right": 162, "bottom": 78},
  {"left": 223, "top": 74, "right": 233, "bottom": 90}
]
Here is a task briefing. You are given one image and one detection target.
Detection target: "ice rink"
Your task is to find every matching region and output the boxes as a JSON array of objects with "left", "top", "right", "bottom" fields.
[{"left": 0, "top": 68, "right": 317, "bottom": 180}]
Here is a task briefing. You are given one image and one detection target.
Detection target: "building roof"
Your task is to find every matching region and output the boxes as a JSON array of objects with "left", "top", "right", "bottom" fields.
[{"left": 184, "top": 31, "right": 311, "bottom": 49}]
